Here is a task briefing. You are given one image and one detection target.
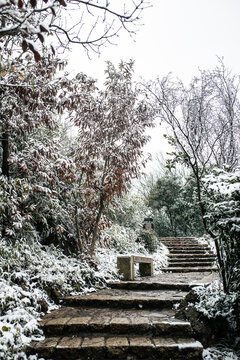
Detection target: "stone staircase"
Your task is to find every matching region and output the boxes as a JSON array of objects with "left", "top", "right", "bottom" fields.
[
  {"left": 27, "top": 237, "right": 218, "bottom": 360},
  {"left": 160, "top": 237, "right": 217, "bottom": 273},
  {"left": 28, "top": 284, "right": 203, "bottom": 359}
]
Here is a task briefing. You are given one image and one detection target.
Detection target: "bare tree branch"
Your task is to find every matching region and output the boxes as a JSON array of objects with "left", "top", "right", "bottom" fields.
[{"left": 0, "top": 0, "right": 151, "bottom": 58}]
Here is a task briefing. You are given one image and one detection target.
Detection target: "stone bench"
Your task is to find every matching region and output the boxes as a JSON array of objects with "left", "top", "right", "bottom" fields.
[{"left": 117, "top": 255, "right": 153, "bottom": 281}]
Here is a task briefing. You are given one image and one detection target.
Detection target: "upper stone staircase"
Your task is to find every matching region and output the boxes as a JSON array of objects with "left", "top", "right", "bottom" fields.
[{"left": 160, "top": 237, "right": 217, "bottom": 273}]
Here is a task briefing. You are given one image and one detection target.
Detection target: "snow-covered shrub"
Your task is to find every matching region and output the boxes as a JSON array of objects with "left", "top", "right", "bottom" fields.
[
  {"left": 203, "top": 346, "right": 240, "bottom": 360},
  {"left": 191, "top": 281, "right": 240, "bottom": 357},
  {"left": 107, "top": 192, "right": 153, "bottom": 232},
  {"left": 193, "top": 281, "right": 237, "bottom": 322},
  {"left": 138, "top": 230, "right": 158, "bottom": 253},
  {"left": 0, "top": 279, "right": 45, "bottom": 360},
  {"left": 101, "top": 223, "right": 146, "bottom": 254}
]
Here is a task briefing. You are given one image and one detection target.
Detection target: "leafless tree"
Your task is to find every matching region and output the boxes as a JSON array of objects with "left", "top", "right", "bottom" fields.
[
  {"left": 145, "top": 60, "right": 240, "bottom": 224},
  {"left": 0, "top": 0, "right": 150, "bottom": 59},
  {"left": 144, "top": 60, "right": 240, "bottom": 282}
]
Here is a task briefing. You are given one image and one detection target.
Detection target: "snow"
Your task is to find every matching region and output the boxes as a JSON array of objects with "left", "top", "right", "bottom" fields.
[
  {"left": 203, "top": 347, "right": 239, "bottom": 360},
  {"left": 193, "top": 280, "right": 237, "bottom": 320},
  {"left": 178, "top": 340, "right": 203, "bottom": 349},
  {"left": 0, "top": 0, "right": 8, "bottom": 6}
]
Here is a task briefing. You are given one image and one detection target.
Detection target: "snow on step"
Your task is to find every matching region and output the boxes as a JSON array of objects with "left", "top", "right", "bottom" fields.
[
  {"left": 162, "top": 266, "right": 218, "bottom": 273},
  {"left": 41, "top": 315, "right": 192, "bottom": 337},
  {"left": 28, "top": 335, "right": 203, "bottom": 359},
  {"left": 108, "top": 280, "right": 193, "bottom": 291},
  {"left": 62, "top": 289, "right": 188, "bottom": 309}
]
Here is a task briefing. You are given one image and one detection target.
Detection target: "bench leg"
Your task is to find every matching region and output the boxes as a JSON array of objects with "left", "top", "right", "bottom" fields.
[
  {"left": 117, "top": 257, "right": 134, "bottom": 280},
  {"left": 139, "top": 262, "right": 153, "bottom": 277}
]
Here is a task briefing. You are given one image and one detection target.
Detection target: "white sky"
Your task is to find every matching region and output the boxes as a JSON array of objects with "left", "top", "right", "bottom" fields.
[{"left": 68, "top": 0, "right": 240, "bottom": 171}]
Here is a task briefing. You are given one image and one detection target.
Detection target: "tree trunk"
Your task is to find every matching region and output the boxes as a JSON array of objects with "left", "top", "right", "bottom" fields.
[
  {"left": 89, "top": 194, "right": 105, "bottom": 257},
  {"left": 75, "top": 206, "right": 83, "bottom": 254},
  {"left": 2, "top": 131, "right": 9, "bottom": 178}
]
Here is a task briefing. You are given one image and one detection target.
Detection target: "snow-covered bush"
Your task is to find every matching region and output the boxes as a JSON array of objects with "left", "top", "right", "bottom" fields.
[
  {"left": 138, "top": 230, "right": 158, "bottom": 253},
  {"left": 0, "top": 279, "right": 46, "bottom": 360},
  {"left": 108, "top": 192, "right": 153, "bottom": 232},
  {"left": 101, "top": 223, "right": 146, "bottom": 254},
  {"left": 193, "top": 281, "right": 237, "bottom": 322},
  {"left": 192, "top": 281, "right": 240, "bottom": 358},
  {"left": 203, "top": 346, "right": 240, "bottom": 360}
]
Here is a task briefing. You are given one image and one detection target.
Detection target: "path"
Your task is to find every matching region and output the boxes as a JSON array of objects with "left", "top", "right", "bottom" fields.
[{"left": 28, "top": 237, "right": 218, "bottom": 360}]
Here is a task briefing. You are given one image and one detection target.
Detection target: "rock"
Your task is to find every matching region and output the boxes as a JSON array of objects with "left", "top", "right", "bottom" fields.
[{"left": 37, "top": 298, "right": 49, "bottom": 313}]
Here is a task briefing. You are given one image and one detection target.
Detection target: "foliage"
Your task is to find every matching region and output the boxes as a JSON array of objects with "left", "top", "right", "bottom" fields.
[
  {"left": 194, "top": 280, "right": 240, "bottom": 358},
  {"left": 107, "top": 191, "right": 153, "bottom": 231},
  {"left": 0, "top": 54, "right": 154, "bottom": 255},
  {"left": 104, "top": 191, "right": 154, "bottom": 253},
  {"left": 203, "top": 346, "right": 240, "bottom": 360},
  {"left": 102, "top": 190, "right": 169, "bottom": 269},
  {"left": 203, "top": 167, "right": 240, "bottom": 295},
  {"left": 194, "top": 281, "right": 238, "bottom": 321},
  {"left": 102, "top": 223, "right": 145, "bottom": 254},
  {"left": 105, "top": 191, "right": 162, "bottom": 253},
  {"left": 138, "top": 230, "right": 158, "bottom": 253},
  {"left": 70, "top": 60, "right": 154, "bottom": 255},
  {"left": 147, "top": 172, "right": 204, "bottom": 237}
]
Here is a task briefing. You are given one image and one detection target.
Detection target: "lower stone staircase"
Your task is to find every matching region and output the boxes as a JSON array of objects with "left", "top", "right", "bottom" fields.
[
  {"left": 27, "top": 237, "right": 218, "bottom": 360},
  {"left": 28, "top": 284, "right": 203, "bottom": 359},
  {"left": 160, "top": 237, "right": 217, "bottom": 272}
]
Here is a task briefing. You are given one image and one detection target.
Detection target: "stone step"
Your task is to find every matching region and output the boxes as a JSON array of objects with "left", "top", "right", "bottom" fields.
[
  {"left": 62, "top": 289, "right": 188, "bottom": 309},
  {"left": 162, "top": 267, "right": 218, "bottom": 273},
  {"left": 28, "top": 335, "right": 203, "bottom": 359},
  {"left": 167, "top": 249, "right": 211, "bottom": 254},
  {"left": 160, "top": 238, "right": 198, "bottom": 240},
  {"left": 169, "top": 249, "right": 211, "bottom": 254},
  {"left": 166, "top": 245, "right": 210, "bottom": 250},
  {"left": 161, "top": 238, "right": 199, "bottom": 242},
  {"left": 108, "top": 281, "right": 195, "bottom": 291},
  {"left": 41, "top": 315, "right": 192, "bottom": 337},
  {"left": 161, "top": 242, "right": 200, "bottom": 246},
  {"left": 168, "top": 254, "right": 215, "bottom": 259},
  {"left": 168, "top": 261, "right": 215, "bottom": 267},
  {"left": 168, "top": 258, "right": 215, "bottom": 263},
  {"left": 161, "top": 241, "right": 199, "bottom": 245}
]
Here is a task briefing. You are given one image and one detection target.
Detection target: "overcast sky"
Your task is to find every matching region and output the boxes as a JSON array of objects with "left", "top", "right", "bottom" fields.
[{"left": 68, "top": 0, "right": 240, "bottom": 171}]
